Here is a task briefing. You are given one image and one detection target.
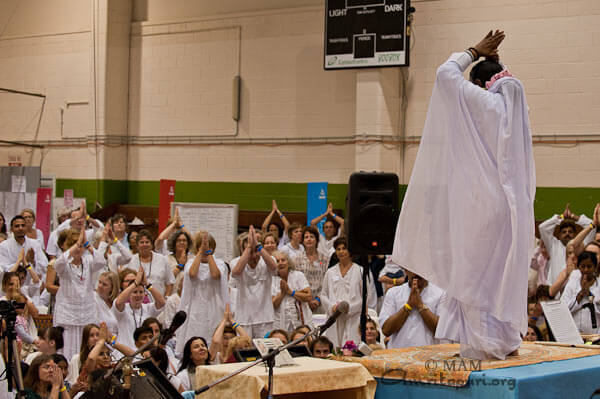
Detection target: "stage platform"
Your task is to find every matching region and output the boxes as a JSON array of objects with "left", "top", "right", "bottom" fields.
[{"left": 337, "top": 342, "right": 600, "bottom": 399}]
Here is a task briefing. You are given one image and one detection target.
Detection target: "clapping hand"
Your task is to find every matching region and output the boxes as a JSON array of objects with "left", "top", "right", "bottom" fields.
[
  {"left": 406, "top": 278, "right": 422, "bottom": 309},
  {"left": 280, "top": 279, "right": 290, "bottom": 295},
  {"left": 593, "top": 203, "right": 600, "bottom": 227}
]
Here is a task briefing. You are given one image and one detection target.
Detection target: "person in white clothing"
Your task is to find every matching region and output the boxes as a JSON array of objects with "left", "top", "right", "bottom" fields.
[
  {"left": 46, "top": 202, "right": 103, "bottom": 259},
  {"left": 0, "top": 215, "right": 48, "bottom": 278},
  {"left": 392, "top": 31, "right": 535, "bottom": 360},
  {"left": 561, "top": 251, "right": 600, "bottom": 334},
  {"left": 110, "top": 213, "right": 129, "bottom": 249},
  {"left": 539, "top": 204, "right": 594, "bottom": 286},
  {"left": 94, "top": 271, "right": 120, "bottom": 336},
  {"left": 380, "top": 270, "right": 446, "bottom": 348},
  {"left": 320, "top": 237, "right": 373, "bottom": 348},
  {"left": 21, "top": 208, "right": 45, "bottom": 250},
  {"left": 310, "top": 202, "right": 345, "bottom": 257},
  {"left": 230, "top": 225, "right": 278, "bottom": 338},
  {"left": 294, "top": 226, "right": 329, "bottom": 313},
  {"left": 261, "top": 200, "right": 290, "bottom": 250},
  {"left": 52, "top": 228, "right": 108, "bottom": 360},
  {"left": 271, "top": 251, "right": 313, "bottom": 331},
  {"left": 174, "top": 336, "right": 210, "bottom": 392},
  {"left": 280, "top": 223, "right": 305, "bottom": 260},
  {"left": 114, "top": 266, "right": 166, "bottom": 350},
  {"left": 126, "top": 229, "right": 175, "bottom": 297},
  {"left": 176, "top": 231, "right": 229, "bottom": 354}
]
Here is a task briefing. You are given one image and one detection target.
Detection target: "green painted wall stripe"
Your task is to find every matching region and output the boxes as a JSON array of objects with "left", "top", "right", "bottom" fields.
[{"left": 55, "top": 179, "right": 600, "bottom": 220}]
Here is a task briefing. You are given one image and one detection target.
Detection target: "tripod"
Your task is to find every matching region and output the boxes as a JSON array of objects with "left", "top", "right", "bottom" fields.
[{"left": 1, "top": 308, "right": 26, "bottom": 399}]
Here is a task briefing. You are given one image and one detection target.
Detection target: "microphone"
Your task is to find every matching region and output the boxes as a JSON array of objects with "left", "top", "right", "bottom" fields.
[
  {"left": 318, "top": 301, "right": 349, "bottom": 335},
  {"left": 160, "top": 310, "right": 187, "bottom": 346}
]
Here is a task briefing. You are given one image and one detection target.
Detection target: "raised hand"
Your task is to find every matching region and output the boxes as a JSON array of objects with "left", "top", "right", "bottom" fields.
[
  {"left": 135, "top": 266, "right": 144, "bottom": 286},
  {"left": 593, "top": 203, "right": 600, "bottom": 227},
  {"left": 25, "top": 248, "right": 35, "bottom": 264},
  {"left": 98, "top": 322, "right": 109, "bottom": 341},
  {"left": 327, "top": 203, "right": 333, "bottom": 215},
  {"left": 17, "top": 248, "right": 25, "bottom": 265},
  {"left": 280, "top": 279, "right": 290, "bottom": 295},
  {"left": 473, "top": 30, "right": 505, "bottom": 60},
  {"left": 248, "top": 225, "right": 257, "bottom": 248},
  {"left": 407, "top": 278, "right": 422, "bottom": 309},
  {"left": 49, "top": 363, "right": 64, "bottom": 388},
  {"left": 107, "top": 223, "right": 115, "bottom": 242},
  {"left": 199, "top": 233, "right": 209, "bottom": 254}
]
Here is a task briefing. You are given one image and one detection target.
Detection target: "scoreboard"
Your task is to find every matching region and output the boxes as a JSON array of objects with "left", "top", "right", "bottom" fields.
[{"left": 324, "top": 0, "right": 410, "bottom": 69}]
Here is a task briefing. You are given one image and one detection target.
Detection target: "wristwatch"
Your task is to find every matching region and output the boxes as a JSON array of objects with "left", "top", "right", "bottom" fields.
[{"left": 418, "top": 304, "right": 429, "bottom": 313}]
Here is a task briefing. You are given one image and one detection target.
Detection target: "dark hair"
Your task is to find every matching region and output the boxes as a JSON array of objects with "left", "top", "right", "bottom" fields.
[
  {"left": 136, "top": 229, "right": 154, "bottom": 244},
  {"left": 52, "top": 354, "right": 68, "bottom": 366},
  {"left": 110, "top": 213, "right": 127, "bottom": 225},
  {"left": 0, "top": 211, "right": 6, "bottom": 234},
  {"left": 45, "top": 326, "right": 65, "bottom": 350},
  {"left": 469, "top": 59, "right": 503, "bottom": 86},
  {"left": 2, "top": 271, "right": 19, "bottom": 291},
  {"left": 535, "top": 285, "right": 551, "bottom": 301},
  {"left": 310, "top": 336, "right": 333, "bottom": 353},
  {"left": 287, "top": 223, "right": 303, "bottom": 237},
  {"left": 558, "top": 220, "right": 577, "bottom": 233},
  {"left": 267, "top": 222, "right": 282, "bottom": 238},
  {"left": 301, "top": 226, "right": 320, "bottom": 246},
  {"left": 79, "top": 324, "right": 100, "bottom": 371},
  {"left": 267, "top": 329, "right": 289, "bottom": 343},
  {"left": 223, "top": 325, "right": 236, "bottom": 336},
  {"left": 578, "top": 250, "right": 598, "bottom": 268},
  {"left": 178, "top": 336, "right": 210, "bottom": 373},
  {"left": 10, "top": 215, "right": 25, "bottom": 228},
  {"left": 167, "top": 230, "right": 193, "bottom": 254},
  {"left": 148, "top": 347, "right": 169, "bottom": 374},
  {"left": 333, "top": 236, "right": 348, "bottom": 251},
  {"left": 133, "top": 326, "right": 153, "bottom": 343},
  {"left": 528, "top": 324, "right": 543, "bottom": 341},
  {"left": 24, "top": 354, "right": 55, "bottom": 395},
  {"left": 142, "top": 317, "right": 162, "bottom": 331}
]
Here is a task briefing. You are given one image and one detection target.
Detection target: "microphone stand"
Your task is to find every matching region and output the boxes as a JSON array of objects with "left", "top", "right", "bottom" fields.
[{"left": 196, "top": 326, "right": 325, "bottom": 398}]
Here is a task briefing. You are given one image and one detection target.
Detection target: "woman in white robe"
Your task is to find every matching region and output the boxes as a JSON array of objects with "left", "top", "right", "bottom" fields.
[
  {"left": 53, "top": 229, "right": 107, "bottom": 360},
  {"left": 176, "top": 232, "right": 229, "bottom": 355},
  {"left": 271, "top": 251, "right": 312, "bottom": 331},
  {"left": 320, "top": 237, "right": 372, "bottom": 348}
]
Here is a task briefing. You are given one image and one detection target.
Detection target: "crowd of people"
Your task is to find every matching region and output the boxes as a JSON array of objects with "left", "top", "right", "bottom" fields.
[{"left": 0, "top": 198, "right": 598, "bottom": 398}]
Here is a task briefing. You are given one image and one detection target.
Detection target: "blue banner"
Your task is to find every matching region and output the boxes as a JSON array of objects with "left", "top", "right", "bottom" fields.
[{"left": 307, "top": 182, "right": 328, "bottom": 235}]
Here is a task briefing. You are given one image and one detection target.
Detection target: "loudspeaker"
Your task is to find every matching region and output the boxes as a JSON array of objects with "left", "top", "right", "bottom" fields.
[{"left": 346, "top": 172, "right": 399, "bottom": 255}]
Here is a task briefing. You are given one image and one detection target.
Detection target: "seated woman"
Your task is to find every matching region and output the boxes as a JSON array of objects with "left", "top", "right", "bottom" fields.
[
  {"left": 173, "top": 337, "right": 211, "bottom": 392},
  {"left": 560, "top": 251, "right": 600, "bottom": 334},
  {"left": 25, "top": 327, "right": 65, "bottom": 365},
  {"left": 290, "top": 325, "right": 312, "bottom": 347},
  {"left": 271, "top": 251, "right": 313, "bottom": 331},
  {"left": 66, "top": 324, "right": 99, "bottom": 386},
  {"left": 23, "top": 355, "right": 68, "bottom": 399},
  {"left": 210, "top": 304, "right": 249, "bottom": 364},
  {"left": 71, "top": 323, "right": 114, "bottom": 398},
  {"left": 363, "top": 317, "right": 385, "bottom": 350}
]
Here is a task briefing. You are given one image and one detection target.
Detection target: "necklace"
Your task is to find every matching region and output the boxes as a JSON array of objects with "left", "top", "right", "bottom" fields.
[
  {"left": 69, "top": 260, "right": 84, "bottom": 281},
  {"left": 131, "top": 305, "right": 144, "bottom": 329},
  {"left": 140, "top": 253, "right": 153, "bottom": 280}
]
